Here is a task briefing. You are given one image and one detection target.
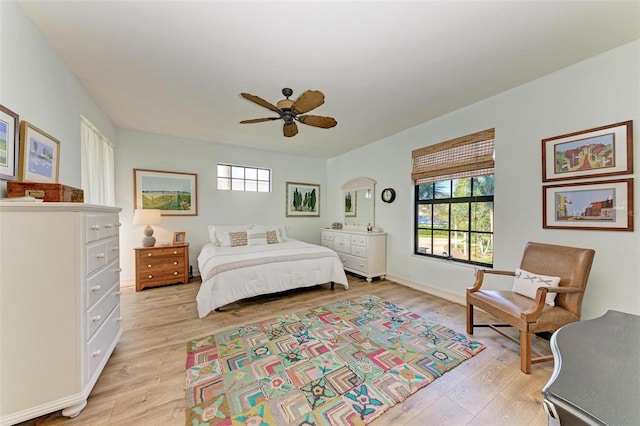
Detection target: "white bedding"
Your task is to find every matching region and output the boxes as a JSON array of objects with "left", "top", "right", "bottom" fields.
[{"left": 196, "top": 239, "right": 348, "bottom": 317}]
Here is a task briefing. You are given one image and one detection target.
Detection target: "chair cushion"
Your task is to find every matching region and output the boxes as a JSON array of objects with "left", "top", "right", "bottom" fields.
[{"left": 513, "top": 268, "right": 560, "bottom": 306}]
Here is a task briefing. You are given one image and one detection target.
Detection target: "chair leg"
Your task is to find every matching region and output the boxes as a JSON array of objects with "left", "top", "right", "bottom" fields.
[
  {"left": 466, "top": 304, "right": 474, "bottom": 335},
  {"left": 520, "top": 330, "right": 532, "bottom": 374}
]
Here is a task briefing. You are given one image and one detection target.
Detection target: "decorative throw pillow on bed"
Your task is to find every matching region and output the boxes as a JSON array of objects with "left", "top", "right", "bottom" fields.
[
  {"left": 265, "top": 230, "right": 279, "bottom": 244},
  {"left": 228, "top": 231, "right": 248, "bottom": 247},
  {"left": 512, "top": 268, "right": 560, "bottom": 306},
  {"left": 246, "top": 229, "right": 268, "bottom": 246}
]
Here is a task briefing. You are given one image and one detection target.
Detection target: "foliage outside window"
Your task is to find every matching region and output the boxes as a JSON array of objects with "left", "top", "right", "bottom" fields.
[
  {"left": 412, "top": 129, "right": 495, "bottom": 266},
  {"left": 217, "top": 164, "right": 271, "bottom": 192}
]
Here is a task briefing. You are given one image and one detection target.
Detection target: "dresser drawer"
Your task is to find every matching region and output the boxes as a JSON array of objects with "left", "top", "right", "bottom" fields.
[
  {"left": 87, "top": 304, "right": 121, "bottom": 380},
  {"left": 340, "top": 253, "right": 367, "bottom": 273},
  {"left": 99, "top": 214, "right": 120, "bottom": 240},
  {"left": 106, "top": 238, "right": 119, "bottom": 263},
  {"left": 350, "top": 234, "right": 367, "bottom": 247},
  {"left": 86, "top": 241, "right": 108, "bottom": 275},
  {"left": 138, "top": 246, "right": 186, "bottom": 258},
  {"left": 86, "top": 282, "right": 120, "bottom": 338},
  {"left": 86, "top": 260, "right": 120, "bottom": 307},
  {"left": 321, "top": 231, "right": 334, "bottom": 242},
  {"left": 351, "top": 245, "right": 367, "bottom": 258}
]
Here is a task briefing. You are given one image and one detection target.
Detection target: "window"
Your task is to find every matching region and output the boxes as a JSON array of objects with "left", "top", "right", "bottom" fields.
[
  {"left": 217, "top": 163, "right": 271, "bottom": 192},
  {"left": 80, "top": 116, "right": 115, "bottom": 206},
  {"left": 412, "top": 129, "right": 495, "bottom": 266}
]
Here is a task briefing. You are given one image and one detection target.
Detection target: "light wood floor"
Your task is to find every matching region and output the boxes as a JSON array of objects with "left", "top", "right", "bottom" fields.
[{"left": 20, "top": 276, "right": 554, "bottom": 426}]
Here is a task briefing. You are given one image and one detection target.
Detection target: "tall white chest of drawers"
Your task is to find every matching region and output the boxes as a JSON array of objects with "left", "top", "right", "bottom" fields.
[
  {"left": 321, "top": 229, "right": 386, "bottom": 282},
  {"left": 0, "top": 203, "right": 122, "bottom": 424}
]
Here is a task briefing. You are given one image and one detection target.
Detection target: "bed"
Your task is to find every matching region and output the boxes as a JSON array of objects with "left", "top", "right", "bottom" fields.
[{"left": 196, "top": 224, "right": 348, "bottom": 318}]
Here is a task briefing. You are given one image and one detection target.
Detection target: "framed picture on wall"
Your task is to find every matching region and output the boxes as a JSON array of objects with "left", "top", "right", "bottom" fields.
[
  {"left": 542, "top": 178, "right": 633, "bottom": 231},
  {"left": 19, "top": 121, "right": 60, "bottom": 183},
  {"left": 542, "top": 120, "right": 633, "bottom": 182},
  {"left": 134, "top": 168, "right": 198, "bottom": 216},
  {"left": 286, "top": 182, "right": 320, "bottom": 217},
  {"left": 0, "top": 105, "right": 20, "bottom": 181}
]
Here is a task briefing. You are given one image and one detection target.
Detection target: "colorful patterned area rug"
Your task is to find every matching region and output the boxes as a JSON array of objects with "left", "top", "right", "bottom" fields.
[{"left": 185, "top": 294, "right": 485, "bottom": 425}]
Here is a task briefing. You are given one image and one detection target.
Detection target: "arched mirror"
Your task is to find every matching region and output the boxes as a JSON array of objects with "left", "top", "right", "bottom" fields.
[{"left": 341, "top": 177, "right": 376, "bottom": 228}]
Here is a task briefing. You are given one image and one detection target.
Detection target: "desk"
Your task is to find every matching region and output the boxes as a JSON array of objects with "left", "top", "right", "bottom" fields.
[{"left": 542, "top": 310, "right": 640, "bottom": 425}]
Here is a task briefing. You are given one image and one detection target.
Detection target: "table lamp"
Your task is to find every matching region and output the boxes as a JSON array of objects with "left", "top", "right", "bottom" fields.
[{"left": 133, "top": 209, "right": 162, "bottom": 247}]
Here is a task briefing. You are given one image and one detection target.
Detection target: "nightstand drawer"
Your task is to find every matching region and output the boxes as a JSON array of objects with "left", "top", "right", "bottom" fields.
[{"left": 138, "top": 246, "right": 185, "bottom": 258}]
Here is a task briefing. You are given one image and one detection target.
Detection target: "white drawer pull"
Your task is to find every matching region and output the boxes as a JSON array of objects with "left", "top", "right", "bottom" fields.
[
  {"left": 174, "top": 271, "right": 178, "bottom": 275},
  {"left": 92, "top": 315, "right": 102, "bottom": 322},
  {"left": 147, "top": 253, "right": 153, "bottom": 257},
  {"left": 91, "top": 225, "right": 100, "bottom": 230},
  {"left": 115, "top": 291, "right": 122, "bottom": 296},
  {"left": 91, "top": 285, "right": 102, "bottom": 292},
  {"left": 116, "top": 222, "right": 122, "bottom": 227},
  {"left": 173, "top": 251, "right": 178, "bottom": 255},
  {"left": 96, "top": 253, "right": 105, "bottom": 259},
  {"left": 115, "top": 268, "right": 122, "bottom": 273},
  {"left": 147, "top": 264, "right": 152, "bottom": 268},
  {"left": 92, "top": 349, "right": 102, "bottom": 357},
  {"left": 173, "top": 261, "right": 178, "bottom": 265},
  {"left": 111, "top": 247, "right": 119, "bottom": 251},
  {"left": 104, "top": 224, "right": 113, "bottom": 228},
  {"left": 117, "top": 317, "right": 123, "bottom": 321},
  {"left": 148, "top": 275, "right": 153, "bottom": 279}
]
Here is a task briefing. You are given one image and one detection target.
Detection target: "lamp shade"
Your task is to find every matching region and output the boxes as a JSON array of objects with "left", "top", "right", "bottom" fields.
[{"left": 133, "top": 209, "right": 162, "bottom": 225}]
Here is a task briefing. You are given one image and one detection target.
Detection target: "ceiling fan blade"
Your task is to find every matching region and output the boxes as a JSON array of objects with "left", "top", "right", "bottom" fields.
[
  {"left": 297, "top": 115, "right": 337, "bottom": 128},
  {"left": 283, "top": 122, "right": 298, "bottom": 137},
  {"left": 241, "top": 93, "right": 282, "bottom": 114},
  {"left": 292, "top": 90, "right": 324, "bottom": 114},
  {"left": 240, "top": 117, "right": 280, "bottom": 124}
]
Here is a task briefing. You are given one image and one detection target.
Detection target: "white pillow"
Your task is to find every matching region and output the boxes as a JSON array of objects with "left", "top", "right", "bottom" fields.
[
  {"left": 512, "top": 268, "right": 560, "bottom": 306},
  {"left": 246, "top": 229, "right": 267, "bottom": 246},
  {"left": 208, "top": 224, "right": 251, "bottom": 246},
  {"left": 251, "top": 224, "right": 288, "bottom": 242}
]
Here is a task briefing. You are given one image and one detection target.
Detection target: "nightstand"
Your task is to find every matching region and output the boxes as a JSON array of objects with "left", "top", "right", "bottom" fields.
[{"left": 134, "top": 243, "right": 189, "bottom": 291}]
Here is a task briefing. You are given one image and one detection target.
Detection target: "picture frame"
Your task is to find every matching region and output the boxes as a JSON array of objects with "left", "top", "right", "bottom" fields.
[
  {"left": 344, "top": 190, "right": 357, "bottom": 217},
  {"left": 172, "top": 231, "right": 186, "bottom": 245},
  {"left": 18, "top": 121, "right": 60, "bottom": 183},
  {"left": 0, "top": 105, "right": 20, "bottom": 181},
  {"left": 286, "top": 182, "right": 320, "bottom": 217},
  {"left": 543, "top": 178, "right": 633, "bottom": 231},
  {"left": 134, "top": 168, "right": 198, "bottom": 216},
  {"left": 542, "top": 120, "right": 633, "bottom": 182}
]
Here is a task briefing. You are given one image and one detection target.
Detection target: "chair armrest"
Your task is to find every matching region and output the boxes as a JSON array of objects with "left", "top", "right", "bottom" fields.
[
  {"left": 521, "top": 287, "right": 585, "bottom": 322},
  {"left": 467, "top": 269, "right": 515, "bottom": 293}
]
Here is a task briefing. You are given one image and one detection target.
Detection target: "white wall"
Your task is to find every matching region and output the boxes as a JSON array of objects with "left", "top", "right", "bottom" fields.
[
  {"left": 114, "top": 129, "right": 328, "bottom": 285},
  {"left": 0, "top": 1, "right": 116, "bottom": 196},
  {"left": 327, "top": 40, "right": 640, "bottom": 319}
]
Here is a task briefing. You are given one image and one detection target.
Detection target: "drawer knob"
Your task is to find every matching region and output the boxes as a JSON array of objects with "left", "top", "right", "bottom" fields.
[
  {"left": 92, "top": 349, "right": 102, "bottom": 357},
  {"left": 92, "top": 315, "right": 102, "bottom": 322},
  {"left": 116, "top": 222, "right": 122, "bottom": 227},
  {"left": 147, "top": 264, "right": 152, "bottom": 268},
  {"left": 173, "top": 251, "right": 178, "bottom": 255},
  {"left": 91, "top": 285, "right": 101, "bottom": 292},
  {"left": 148, "top": 275, "right": 153, "bottom": 279},
  {"left": 105, "top": 224, "right": 113, "bottom": 228},
  {"left": 174, "top": 271, "right": 178, "bottom": 275},
  {"left": 97, "top": 253, "right": 106, "bottom": 259},
  {"left": 147, "top": 253, "right": 153, "bottom": 257},
  {"left": 117, "top": 317, "right": 123, "bottom": 322},
  {"left": 116, "top": 268, "right": 122, "bottom": 273},
  {"left": 91, "top": 225, "right": 100, "bottom": 230},
  {"left": 173, "top": 261, "right": 178, "bottom": 265},
  {"left": 115, "top": 291, "right": 122, "bottom": 296},
  {"left": 112, "top": 247, "right": 119, "bottom": 252}
]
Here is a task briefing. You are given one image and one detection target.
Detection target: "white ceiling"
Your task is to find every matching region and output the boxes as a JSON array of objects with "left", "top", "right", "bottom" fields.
[{"left": 19, "top": 1, "right": 640, "bottom": 159}]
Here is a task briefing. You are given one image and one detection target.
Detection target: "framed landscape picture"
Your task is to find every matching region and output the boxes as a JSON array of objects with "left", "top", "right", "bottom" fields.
[
  {"left": 286, "top": 182, "right": 320, "bottom": 217},
  {"left": 134, "top": 169, "right": 198, "bottom": 216},
  {"left": 543, "top": 178, "right": 633, "bottom": 231},
  {"left": 0, "top": 104, "right": 19, "bottom": 181},
  {"left": 542, "top": 120, "right": 633, "bottom": 182},
  {"left": 18, "top": 121, "right": 60, "bottom": 183}
]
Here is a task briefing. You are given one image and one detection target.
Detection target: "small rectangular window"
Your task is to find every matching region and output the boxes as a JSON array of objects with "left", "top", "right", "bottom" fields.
[{"left": 217, "top": 163, "right": 271, "bottom": 192}]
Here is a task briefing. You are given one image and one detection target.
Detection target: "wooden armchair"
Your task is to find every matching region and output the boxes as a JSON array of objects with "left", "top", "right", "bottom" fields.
[{"left": 466, "top": 242, "right": 595, "bottom": 373}]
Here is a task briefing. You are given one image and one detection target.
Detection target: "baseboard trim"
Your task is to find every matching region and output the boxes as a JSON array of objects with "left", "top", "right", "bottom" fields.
[{"left": 383, "top": 274, "right": 466, "bottom": 306}]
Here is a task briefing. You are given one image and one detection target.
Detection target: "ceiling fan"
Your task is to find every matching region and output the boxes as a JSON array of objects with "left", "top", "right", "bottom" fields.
[{"left": 240, "top": 88, "right": 337, "bottom": 137}]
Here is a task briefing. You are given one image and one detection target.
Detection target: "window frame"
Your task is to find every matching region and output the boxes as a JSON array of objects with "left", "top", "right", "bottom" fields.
[{"left": 217, "top": 163, "right": 272, "bottom": 192}]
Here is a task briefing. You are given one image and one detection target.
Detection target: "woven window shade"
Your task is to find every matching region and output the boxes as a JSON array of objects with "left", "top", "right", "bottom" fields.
[{"left": 412, "top": 129, "right": 495, "bottom": 184}]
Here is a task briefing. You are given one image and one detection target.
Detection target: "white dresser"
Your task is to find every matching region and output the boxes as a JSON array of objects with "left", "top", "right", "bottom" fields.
[
  {"left": 321, "top": 229, "right": 386, "bottom": 282},
  {"left": 0, "top": 202, "right": 122, "bottom": 424}
]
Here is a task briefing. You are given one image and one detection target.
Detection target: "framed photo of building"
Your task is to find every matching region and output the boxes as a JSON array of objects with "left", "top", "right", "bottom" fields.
[
  {"left": 542, "top": 120, "right": 633, "bottom": 182},
  {"left": 543, "top": 178, "right": 633, "bottom": 231}
]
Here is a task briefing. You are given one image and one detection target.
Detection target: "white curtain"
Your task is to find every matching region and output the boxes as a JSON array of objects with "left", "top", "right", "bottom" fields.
[{"left": 81, "top": 116, "right": 115, "bottom": 206}]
